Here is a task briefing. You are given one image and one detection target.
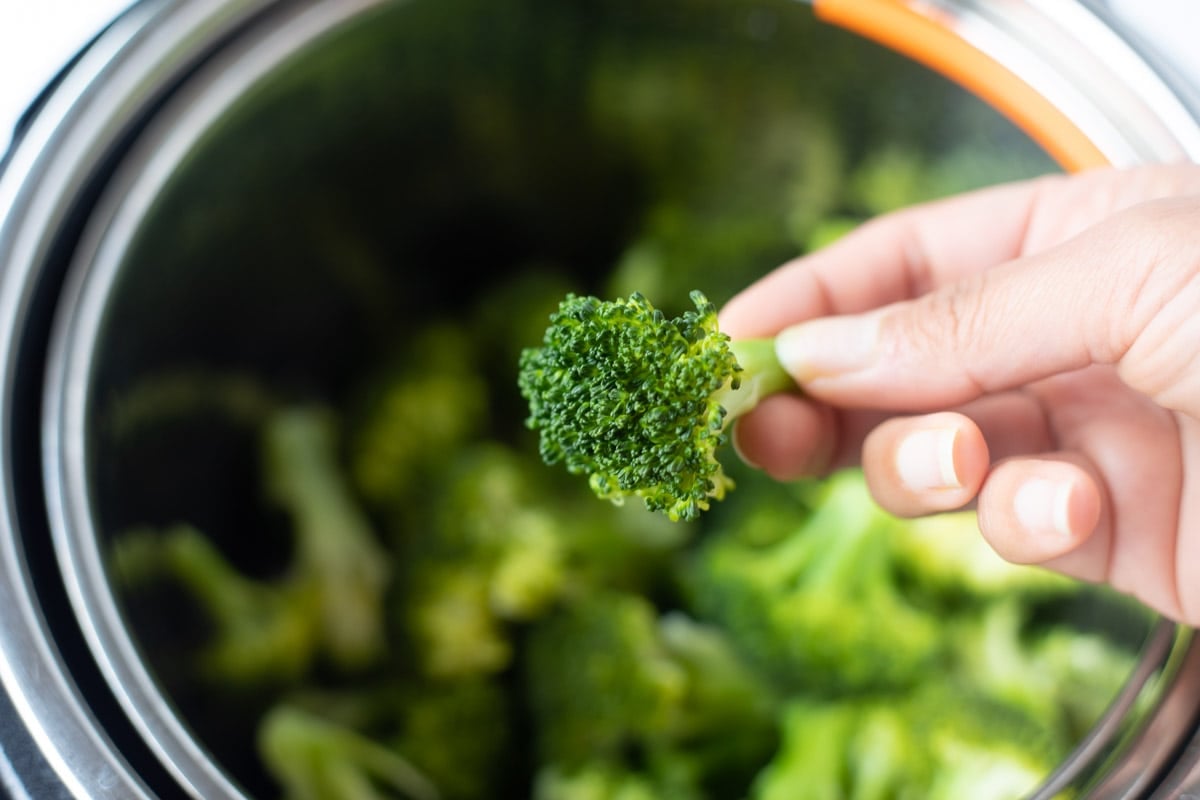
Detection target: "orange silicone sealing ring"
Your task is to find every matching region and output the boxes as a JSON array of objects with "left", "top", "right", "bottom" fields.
[{"left": 813, "top": 0, "right": 1110, "bottom": 172}]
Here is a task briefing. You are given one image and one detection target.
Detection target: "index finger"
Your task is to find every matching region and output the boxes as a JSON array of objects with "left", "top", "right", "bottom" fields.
[
  {"left": 718, "top": 175, "right": 1055, "bottom": 339},
  {"left": 719, "top": 162, "right": 1200, "bottom": 339}
]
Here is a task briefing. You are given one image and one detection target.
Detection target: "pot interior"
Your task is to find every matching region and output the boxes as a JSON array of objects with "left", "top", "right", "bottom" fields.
[{"left": 62, "top": 0, "right": 1164, "bottom": 797}]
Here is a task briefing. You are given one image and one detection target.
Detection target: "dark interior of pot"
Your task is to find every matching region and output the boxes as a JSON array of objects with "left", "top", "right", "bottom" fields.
[{"left": 76, "top": 0, "right": 1160, "bottom": 797}]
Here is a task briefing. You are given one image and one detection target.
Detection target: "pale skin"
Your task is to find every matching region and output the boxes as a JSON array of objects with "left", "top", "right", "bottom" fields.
[{"left": 719, "top": 163, "right": 1200, "bottom": 627}]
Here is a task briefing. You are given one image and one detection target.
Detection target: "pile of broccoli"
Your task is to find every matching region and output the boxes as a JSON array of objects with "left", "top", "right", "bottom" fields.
[{"left": 112, "top": 325, "right": 1148, "bottom": 799}]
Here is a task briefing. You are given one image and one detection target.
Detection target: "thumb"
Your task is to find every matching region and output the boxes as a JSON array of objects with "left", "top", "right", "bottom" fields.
[{"left": 772, "top": 198, "right": 1200, "bottom": 412}]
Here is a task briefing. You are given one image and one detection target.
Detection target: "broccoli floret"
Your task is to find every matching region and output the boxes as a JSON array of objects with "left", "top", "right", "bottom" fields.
[
  {"left": 890, "top": 510, "right": 1076, "bottom": 602},
  {"left": 110, "top": 406, "right": 392, "bottom": 683},
  {"left": 403, "top": 563, "right": 515, "bottom": 679},
  {"left": 393, "top": 446, "right": 568, "bottom": 679},
  {"left": 748, "top": 700, "right": 861, "bottom": 800},
  {"left": 258, "top": 704, "right": 440, "bottom": 800},
  {"left": 517, "top": 290, "right": 793, "bottom": 521},
  {"left": 111, "top": 524, "right": 316, "bottom": 684},
  {"left": 524, "top": 592, "right": 687, "bottom": 764},
  {"left": 390, "top": 678, "right": 512, "bottom": 800},
  {"left": 913, "top": 682, "right": 1066, "bottom": 800},
  {"left": 751, "top": 687, "right": 1062, "bottom": 800},
  {"left": 258, "top": 677, "right": 511, "bottom": 800},
  {"left": 348, "top": 323, "right": 488, "bottom": 513},
  {"left": 533, "top": 762, "right": 663, "bottom": 800},
  {"left": 524, "top": 593, "right": 777, "bottom": 796},
  {"left": 263, "top": 406, "right": 391, "bottom": 671},
  {"left": 951, "top": 598, "right": 1141, "bottom": 742},
  {"left": 684, "top": 470, "right": 943, "bottom": 693},
  {"left": 393, "top": 442, "right": 693, "bottom": 681}
]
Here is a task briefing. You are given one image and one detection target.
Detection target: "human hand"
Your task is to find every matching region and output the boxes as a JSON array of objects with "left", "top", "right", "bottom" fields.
[{"left": 720, "top": 163, "right": 1200, "bottom": 625}]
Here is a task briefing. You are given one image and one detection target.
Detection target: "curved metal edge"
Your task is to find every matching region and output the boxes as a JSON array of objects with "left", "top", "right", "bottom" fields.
[
  {"left": 938, "top": 0, "right": 1200, "bottom": 165},
  {"left": 0, "top": 3, "right": 173, "bottom": 796},
  {"left": 1148, "top": 727, "right": 1200, "bottom": 799},
  {"left": 40, "top": 0, "right": 391, "bottom": 798},
  {"left": 1088, "top": 631, "right": 1200, "bottom": 798},
  {"left": 1030, "top": 621, "right": 1186, "bottom": 799},
  {"left": 0, "top": 0, "right": 290, "bottom": 798}
]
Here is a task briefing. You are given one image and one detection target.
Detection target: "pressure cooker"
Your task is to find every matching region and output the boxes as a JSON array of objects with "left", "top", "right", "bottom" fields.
[{"left": 2, "top": 1, "right": 1200, "bottom": 798}]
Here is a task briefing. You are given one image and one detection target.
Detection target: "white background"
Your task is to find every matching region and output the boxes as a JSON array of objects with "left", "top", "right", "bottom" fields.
[{"left": 0, "top": 0, "right": 133, "bottom": 152}]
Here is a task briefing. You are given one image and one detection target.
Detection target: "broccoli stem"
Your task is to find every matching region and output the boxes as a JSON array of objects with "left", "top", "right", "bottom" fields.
[
  {"left": 264, "top": 407, "right": 391, "bottom": 671},
  {"left": 714, "top": 338, "right": 794, "bottom": 422},
  {"left": 258, "top": 704, "right": 440, "bottom": 800}
]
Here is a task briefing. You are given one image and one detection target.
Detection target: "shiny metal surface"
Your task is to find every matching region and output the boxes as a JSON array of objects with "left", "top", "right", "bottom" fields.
[
  {"left": 1, "top": 0, "right": 320, "bottom": 797},
  {"left": 1033, "top": 624, "right": 1196, "bottom": 799},
  {"left": 929, "top": 0, "right": 1200, "bottom": 164},
  {"left": 40, "top": 1, "right": 389, "bottom": 797},
  {"left": 0, "top": 2, "right": 176, "bottom": 796}
]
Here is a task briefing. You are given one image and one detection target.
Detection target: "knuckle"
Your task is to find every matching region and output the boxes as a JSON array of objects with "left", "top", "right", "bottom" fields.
[{"left": 910, "top": 276, "right": 989, "bottom": 362}]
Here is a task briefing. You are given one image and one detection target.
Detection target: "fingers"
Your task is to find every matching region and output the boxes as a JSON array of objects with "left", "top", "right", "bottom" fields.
[
  {"left": 853, "top": 378, "right": 1185, "bottom": 617},
  {"left": 769, "top": 195, "right": 1200, "bottom": 414},
  {"left": 731, "top": 394, "right": 838, "bottom": 479},
  {"left": 719, "top": 176, "right": 1056, "bottom": 339},
  {"left": 861, "top": 412, "right": 988, "bottom": 516},
  {"left": 860, "top": 415, "right": 1106, "bottom": 568},
  {"left": 975, "top": 456, "right": 1105, "bottom": 570},
  {"left": 733, "top": 388, "right": 1053, "bottom": 484},
  {"left": 719, "top": 163, "right": 1200, "bottom": 342}
]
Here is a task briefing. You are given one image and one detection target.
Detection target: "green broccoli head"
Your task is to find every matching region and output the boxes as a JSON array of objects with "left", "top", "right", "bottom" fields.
[
  {"left": 683, "top": 470, "right": 944, "bottom": 694},
  {"left": 533, "top": 762, "right": 664, "bottom": 800},
  {"left": 524, "top": 592, "right": 687, "bottom": 765},
  {"left": 524, "top": 593, "right": 778, "bottom": 795},
  {"left": 517, "top": 290, "right": 791, "bottom": 521},
  {"left": 750, "top": 687, "right": 1062, "bottom": 800},
  {"left": 111, "top": 524, "right": 317, "bottom": 685}
]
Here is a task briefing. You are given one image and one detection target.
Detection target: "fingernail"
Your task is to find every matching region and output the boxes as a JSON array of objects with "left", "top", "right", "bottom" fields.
[
  {"left": 1014, "top": 478, "right": 1074, "bottom": 537},
  {"left": 895, "top": 427, "right": 960, "bottom": 491},
  {"left": 774, "top": 313, "right": 879, "bottom": 382}
]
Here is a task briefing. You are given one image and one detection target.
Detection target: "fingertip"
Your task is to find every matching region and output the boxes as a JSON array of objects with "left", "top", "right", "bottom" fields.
[
  {"left": 730, "top": 394, "right": 836, "bottom": 480},
  {"left": 977, "top": 459, "right": 1102, "bottom": 564},
  {"left": 862, "top": 412, "right": 988, "bottom": 517}
]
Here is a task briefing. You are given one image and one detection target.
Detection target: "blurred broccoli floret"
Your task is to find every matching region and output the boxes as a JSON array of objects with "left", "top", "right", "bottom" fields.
[
  {"left": 533, "top": 762, "right": 663, "bottom": 800},
  {"left": 391, "top": 678, "right": 512, "bottom": 800},
  {"left": 891, "top": 510, "right": 1076, "bottom": 602},
  {"left": 914, "top": 682, "right": 1067, "bottom": 800},
  {"left": 259, "top": 677, "right": 511, "bottom": 800},
  {"left": 349, "top": 323, "right": 488, "bottom": 512},
  {"left": 263, "top": 406, "right": 391, "bottom": 671},
  {"left": 751, "top": 686, "right": 1062, "bottom": 800},
  {"left": 749, "top": 700, "right": 902, "bottom": 800},
  {"left": 684, "top": 469, "right": 942, "bottom": 693},
  {"left": 394, "top": 441, "right": 693, "bottom": 681},
  {"left": 517, "top": 290, "right": 793, "bottom": 521},
  {"left": 112, "top": 524, "right": 315, "bottom": 684},
  {"left": 259, "top": 704, "right": 440, "bottom": 800},
  {"left": 524, "top": 591, "right": 686, "bottom": 764},
  {"left": 524, "top": 593, "right": 776, "bottom": 795},
  {"left": 393, "top": 445, "right": 567, "bottom": 679},
  {"left": 108, "top": 404, "right": 393, "bottom": 683},
  {"left": 952, "top": 598, "right": 1142, "bottom": 742}
]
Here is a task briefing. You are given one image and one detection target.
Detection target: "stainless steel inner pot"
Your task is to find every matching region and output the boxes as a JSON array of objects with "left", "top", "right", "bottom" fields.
[{"left": 0, "top": 0, "right": 1196, "bottom": 798}]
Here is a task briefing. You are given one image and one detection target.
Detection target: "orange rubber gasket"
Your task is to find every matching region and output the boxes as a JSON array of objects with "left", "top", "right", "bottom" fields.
[{"left": 814, "top": 0, "right": 1110, "bottom": 172}]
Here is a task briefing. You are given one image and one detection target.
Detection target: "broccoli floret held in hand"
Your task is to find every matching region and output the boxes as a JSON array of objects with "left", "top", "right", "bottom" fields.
[{"left": 517, "top": 291, "right": 794, "bottom": 520}]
